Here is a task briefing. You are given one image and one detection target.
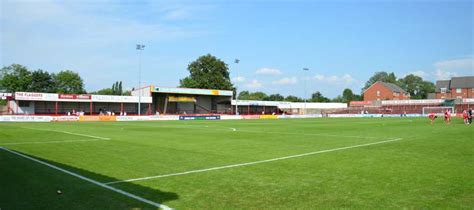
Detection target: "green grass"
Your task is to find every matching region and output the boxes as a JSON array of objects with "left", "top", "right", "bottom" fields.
[{"left": 1, "top": 117, "right": 473, "bottom": 209}]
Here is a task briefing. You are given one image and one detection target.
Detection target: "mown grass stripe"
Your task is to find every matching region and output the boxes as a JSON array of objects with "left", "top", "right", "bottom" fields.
[{"left": 106, "top": 138, "right": 403, "bottom": 185}]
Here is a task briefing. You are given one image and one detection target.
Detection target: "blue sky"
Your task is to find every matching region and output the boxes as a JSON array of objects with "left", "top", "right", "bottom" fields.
[{"left": 1, "top": 0, "right": 472, "bottom": 97}]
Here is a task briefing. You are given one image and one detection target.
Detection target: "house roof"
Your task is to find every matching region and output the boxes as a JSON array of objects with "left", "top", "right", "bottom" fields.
[
  {"left": 450, "top": 76, "right": 474, "bottom": 89},
  {"left": 379, "top": 82, "right": 406, "bottom": 93},
  {"left": 435, "top": 80, "right": 451, "bottom": 92}
]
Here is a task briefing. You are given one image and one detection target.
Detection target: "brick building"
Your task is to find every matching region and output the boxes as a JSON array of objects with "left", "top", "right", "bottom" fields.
[
  {"left": 434, "top": 76, "right": 474, "bottom": 99},
  {"left": 363, "top": 81, "right": 410, "bottom": 101}
]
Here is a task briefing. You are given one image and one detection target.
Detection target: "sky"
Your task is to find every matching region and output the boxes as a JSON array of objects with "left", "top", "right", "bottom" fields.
[{"left": 1, "top": 0, "right": 473, "bottom": 98}]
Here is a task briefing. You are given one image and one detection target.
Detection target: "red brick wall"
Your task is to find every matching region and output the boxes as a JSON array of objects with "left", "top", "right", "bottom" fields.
[
  {"left": 364, "top": 82, "right": 410, "bottom": 101},
  {"left": 436, "top": 88, "right": 474, "bottom": 99}
]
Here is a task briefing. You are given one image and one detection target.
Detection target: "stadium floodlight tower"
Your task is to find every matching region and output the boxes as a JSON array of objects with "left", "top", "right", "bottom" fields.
[
  {"left": 136, "top": 44, "right": 145, "bottom": 115},
  {"left": 234, "top": 59, "right": 240, "bottom": 115},
  {"left": 303, "top": 68, "right": 309, "bottom": 115}
]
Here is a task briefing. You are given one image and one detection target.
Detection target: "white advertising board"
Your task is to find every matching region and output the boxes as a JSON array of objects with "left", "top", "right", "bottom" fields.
[
  {"left": 15, "top": 92, "right": 58, "bottom": 101},
  {"left": 462, "top": 98, "right": 474, "bottom": 103},
  {"left": 116, "top": 115, "right": 179, "bottom": 121},
  {"left": 0, "top": 115, "right": 52, "bottom": 122},
  {"left": 91, "top": 95, "right": 152, "bottom": 103},
  {"left": 220, "top": 115, "right": 244, "bottom": 120},
  {"left": 381, "top": 99, "right": 444, "bottom": 105},
  {"left": 278, "top": 114, "right": 322, "bottom": 119}
]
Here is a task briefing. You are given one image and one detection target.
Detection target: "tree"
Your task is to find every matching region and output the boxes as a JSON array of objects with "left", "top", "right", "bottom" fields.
[
  {"left": 238, "top": 91, "right": 250, "bottom": 100},
  {"left": 93, "top": 88, "right": 114, "bottom": 95},
  {"left": 397, "top": 74, "right": 435, "bottom": 99},
  {"left": 91, "top": 81, "right": 124, "bottom": 95},
  {"left": 362, "top": 71, "right": 397, "bottom": 92},
  {"left": 285, "top": 95, "right": 302, "bottom": 102},
  {"left": 117, "top": 81, "right": 123, "bottom": 95},
  {"left": 54, "top": 70, "right": 85, "bottom": 94},
  {"left": 331, "top": 95, "right": 344, "bottom": 102},
  {"left": 30, "top": 69, "right": 56, "bottom": 93},
  {"left": 266, "top": 94, "right": 285, "bottom": 101},
  {"left": 310, "top": 91, "right": 330, "bottom": 102},
  {"left": 249, "top": 92, "right": 268, "bottom": 100},
  {"left": 0, "top": 64, "right": 32, "bottom": 92},
  {"left": 180, "top": 54, "right": 234, "bottom": 90},
  {"left": 342, "top": 88, "right": 354, "bottom": 102}
]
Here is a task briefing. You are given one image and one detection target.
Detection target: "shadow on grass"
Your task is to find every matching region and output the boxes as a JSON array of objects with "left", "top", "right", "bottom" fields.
[{"left": 0, "top": 148, "right": 178, "bottom": 210}]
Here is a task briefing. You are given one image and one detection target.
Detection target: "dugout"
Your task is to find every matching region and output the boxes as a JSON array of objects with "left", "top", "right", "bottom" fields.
[{"left": 133, "top": 86, "right": 233, "bottom": 114}]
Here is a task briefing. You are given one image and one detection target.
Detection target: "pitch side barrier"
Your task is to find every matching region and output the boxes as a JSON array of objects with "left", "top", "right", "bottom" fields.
[{"left": 0, "top": 113, "right": 428, "bottom": 122}]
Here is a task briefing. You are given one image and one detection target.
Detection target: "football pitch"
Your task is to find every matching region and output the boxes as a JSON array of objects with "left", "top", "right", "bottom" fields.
[{"left": 1, "top": 117, "right": 472, "bottom": 209}]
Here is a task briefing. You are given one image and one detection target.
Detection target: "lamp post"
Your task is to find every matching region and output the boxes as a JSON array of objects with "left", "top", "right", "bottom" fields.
[
  {"left": 234, "top": 58, "right": 240, "bottom": 115},
  {"left": 136, "top": 44, "right": 145, "bottom": 115},
  {"left": 303, "top": 68, "right": 309, "bottom": 115}
]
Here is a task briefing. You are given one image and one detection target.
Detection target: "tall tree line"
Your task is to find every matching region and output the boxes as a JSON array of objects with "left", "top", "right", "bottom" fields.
[
  {"left": 0, "top": 64, "right": 85, "bottom": 94},
  {"left": 0, "top": 64, "right": 129, "bottom": 95}
]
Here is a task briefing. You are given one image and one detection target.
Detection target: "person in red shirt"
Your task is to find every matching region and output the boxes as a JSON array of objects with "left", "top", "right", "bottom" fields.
[
  {"left": 444, "top": 109, "right": 451, "bottom": 125},
  {"left": 463, "top": 110, "right": 469, "bottom": 125},
  {"left": 428, "top": 113, "right": 437, "bottom": 124}
]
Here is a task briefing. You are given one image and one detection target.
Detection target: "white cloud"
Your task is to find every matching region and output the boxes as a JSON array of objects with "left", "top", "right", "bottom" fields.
[
  {"left": 434, "top": 57, "right": 474, "bottom": 72},
  {"left": 434, "top": 69, "right": 458, "bottom": 80},
  {"left": 255, "top": 68, "right": 282, "bottom": 76},
  {"left": 311, "top": 73, "right": 355, "bottom": 84},
  {"left": 245, "top": 80, "right": 263, "bottom": 89},
  {"left": 232, "top": 76, "right": 246, "bottom": 83},
  {"left": 272, "top": 77, "right": 298, "bottom": 85},
  {"left": 432, "top": 57, "right": 473, "bottom": 80}
]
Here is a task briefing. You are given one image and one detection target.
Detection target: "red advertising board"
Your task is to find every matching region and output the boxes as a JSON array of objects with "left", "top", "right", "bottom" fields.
[
  {"left": 58, "top": 94, "right": 91, "bottom": 100},
  {"left": 350, "top": 101, "right": 372, "bottom": 107}
]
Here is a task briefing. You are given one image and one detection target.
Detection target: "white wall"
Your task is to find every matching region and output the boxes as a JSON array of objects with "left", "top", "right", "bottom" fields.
[{"left": 9, "top": 100, "right": 35, "bottom": 114}]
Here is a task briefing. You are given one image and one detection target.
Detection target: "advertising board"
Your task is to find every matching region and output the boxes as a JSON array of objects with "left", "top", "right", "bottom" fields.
[
  {"left": 350, "top": 101, "right": 372, "bottom": 106},
  {"left": 52, "top": 116, "right": 80, "bottom": 122},
  {"left": 179, "top": 115, "right": 221, "bottom": 120},
  {"left": 220, "top": 115, "right": 243, "bottom": 120},
  {"left": 242, "top": 115, "right": 260, "bottom": 119},
  {"left": 58, "top": 94, "right": 91, "bottom": 100},
  {"left": 0, "top": 115, "right": 52, "bottom": 122},
  {"left": 15, "top": 92, "right": 58, "bottom": 101},
  {"left": 79, "top": 116, "right": 117, "bottom": 122},
  {"left": 259, "top": 115, "right": 278, "bottom": 119},
  {"left": 116, "top": 115, "right": 180, "bottom": 121}
]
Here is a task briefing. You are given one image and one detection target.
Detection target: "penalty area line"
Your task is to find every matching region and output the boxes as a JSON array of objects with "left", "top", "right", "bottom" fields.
[
  {"left": 0, "top": 147, "right": 172, "bottom": 210},
  {"left": 106, "top": 137, "right": 403, "bottom": 185},
  {"left": 22, "top": 127, "right": 110, "bottom": 140}
]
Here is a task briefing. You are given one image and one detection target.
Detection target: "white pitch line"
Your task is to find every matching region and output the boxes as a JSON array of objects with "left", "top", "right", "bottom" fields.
[
  {"left": 106, "top": 137, "right": 403, "bottom": 185},
  {"left": 22, "top": 127, "right": 110, "bottom": 140},
  {"left": 236, "top": 130, "right": 379, "bottom": 139},
  {"left": 0, "top": 147, "right": 172, "bottom": 210},
  {"left": 0, "top": 139, "right": 109, "bottom": 146}
]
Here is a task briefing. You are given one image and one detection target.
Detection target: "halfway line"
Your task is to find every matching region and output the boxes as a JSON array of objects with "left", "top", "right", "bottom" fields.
[
  {"left": 106, "top": 137, "right": 403, "bottom": 185},
  {"left": 0, "top": 147, "right": 172, "bottom": 210}
]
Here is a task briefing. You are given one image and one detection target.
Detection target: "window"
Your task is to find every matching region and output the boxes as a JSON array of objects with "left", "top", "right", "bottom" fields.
[
  {"left": 376, "top": 91, "right": 380, "bottom": 97},
  {"left": 19, "top": 101, "right": 30, "bottom": 107},
  {"left": 456, "top": 88, "right": 462, "bottom": 93},
  {"left": 440, "top": 88, "right": 447, "bottom": 93}
]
